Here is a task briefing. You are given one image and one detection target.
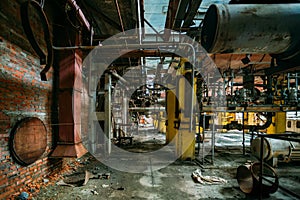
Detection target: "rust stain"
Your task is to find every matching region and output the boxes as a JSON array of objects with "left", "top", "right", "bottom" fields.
[{"left": 241, "top": 8, "right": 258, "bottom": 15}]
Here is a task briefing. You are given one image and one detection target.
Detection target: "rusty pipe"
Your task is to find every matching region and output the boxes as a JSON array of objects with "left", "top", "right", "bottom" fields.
[
  {"left": 201, "top": 4, "right": 300, "bottom": 58},
  {"left": 68, "top": 0, "right": 90, "bottom": 31}
]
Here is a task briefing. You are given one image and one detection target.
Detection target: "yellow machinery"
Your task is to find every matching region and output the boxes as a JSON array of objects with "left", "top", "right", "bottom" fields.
[
  {"left": 267, "top": 112, "right": 286, "bottom": 134},
  {"left": 153, "top": 111, "right": 166, "bottom": 134},
  {"left": 166, "top": 58, "right": 196, "bottom": 160}
]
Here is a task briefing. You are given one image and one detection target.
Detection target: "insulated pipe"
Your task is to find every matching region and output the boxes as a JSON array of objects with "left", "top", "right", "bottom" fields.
[{"left": 201, "top": 4, "right": 300, "bottom": 58}]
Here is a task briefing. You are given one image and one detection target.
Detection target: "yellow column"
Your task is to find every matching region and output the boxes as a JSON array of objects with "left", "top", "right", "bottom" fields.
[
  {"left": 267, "top": 112, "right": 286, "bottom": 134},
  {"left": 166, "top": 88, "right": 177, "bottom": 143},
  {"left": 177, "top": 76, "right": 195, "bottom": 160},
  {"left": 247, "top": 112, "right": 256, "bottom": 126},
  {"left": 158, "top": 111, "right": 166, "bottom": 133}
]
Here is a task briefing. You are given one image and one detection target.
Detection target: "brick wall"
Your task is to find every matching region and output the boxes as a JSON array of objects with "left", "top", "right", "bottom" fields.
[{"left": 0, "top": 0, "right": 66, "bottom": 199}]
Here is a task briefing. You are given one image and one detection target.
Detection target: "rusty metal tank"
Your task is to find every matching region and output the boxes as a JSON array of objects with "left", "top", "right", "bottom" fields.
[{"left": 201, "top": 4, "right": 300, "bottom": 60}]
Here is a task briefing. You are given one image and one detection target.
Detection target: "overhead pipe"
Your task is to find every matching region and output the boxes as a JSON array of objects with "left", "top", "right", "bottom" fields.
[
  {"left": 68, "top": 0, "right": 90, "bottom": 31},
  {"left": 53, "top": 42, "right": 197, "bottom": 133},
  {"left": 201, "top": 4, "right": 300, "bottom": 60},
  {"left": 111, "top": 71, "right": 129, "bottom": 85}
]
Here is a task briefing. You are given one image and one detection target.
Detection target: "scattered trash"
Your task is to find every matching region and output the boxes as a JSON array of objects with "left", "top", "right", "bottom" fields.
[
  {"left": 83, "top": 170, "right": 93, "bottom": 186},
  {"left": 29, "top": 188, "right": 35, "bottom": 193},
  {"left": 117, "top": 187, "right": 125, "bottom": 190},
  {"left": 43, "top": 179, "right": 49, "bottom": 183},
  {"left": 17, "top": 192, "right": 29, "bottom": 200},
  {"left": 83, "top": 170, "right": 111, "bottom": 185},
  {"left": 56, "top": 180, "right": 75, "bottom": 187},
  {"left": 192, "top": 169, "right": 227, "bottom": 184},
  {"left": 56, "top": 170, "right": 112, "bottom": 187},
  {"left": 91, "top": 190, "right": 99, "bottom": 195},
  {"left": 103, "top": 173, "right": 111, "bottom": 179},
  {"left": 102, "top": 184, "right": 109, "bottom": 188}
]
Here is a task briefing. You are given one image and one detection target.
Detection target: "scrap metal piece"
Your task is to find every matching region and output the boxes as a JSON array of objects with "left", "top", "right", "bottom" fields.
[
  {"left": 236, "top": 162, "right": 279, "bottom": 195},
  {"left": 56, "top": 180, "right": 75, "bottom": 187}
]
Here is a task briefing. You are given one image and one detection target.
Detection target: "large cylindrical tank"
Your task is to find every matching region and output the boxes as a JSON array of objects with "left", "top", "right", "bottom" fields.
[
  {"left": 251, "top": 137, "right": 300, "bottom": 163},
  {"left": 201, "top": 4, "right": 300, "bottom": 59}
]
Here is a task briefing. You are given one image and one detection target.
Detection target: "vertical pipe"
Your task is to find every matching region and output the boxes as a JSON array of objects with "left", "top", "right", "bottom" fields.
[
  {"left": 206, "top": 74, "right": 209, "bottom": 99},
  {"left": 212, "top": 114, "right": 215, "bottom": 165},
  {"left": 105, "top": 74, "right": 112, "bottom": 154},
  {"left": 202, "top": 114, "right": 205, "bottom": 164},
  {"left": 242, "top": 112, "right": 245, "bottom": 155},
  {"left": 190, "top": 67, "right": 194, "bottom": 132},
  {"left": 122, "top": 92, "right": 128, "bottom": 135},
  {"left": 296, "top": 73, "right": 298, "bottom": 91},
  {"left": 137, "top": 0, "right": 142, "bottom": 45},
  {"left": 288, "top": 73, "right": 290, "bottom": 90},
  {"left": 259, "top": 135, "right": 264, "bottom": 200}
]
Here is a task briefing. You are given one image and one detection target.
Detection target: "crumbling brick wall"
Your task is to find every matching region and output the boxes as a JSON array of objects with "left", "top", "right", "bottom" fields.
[{"left": 0, "top": 0, "right": 64, "bottom": 198}]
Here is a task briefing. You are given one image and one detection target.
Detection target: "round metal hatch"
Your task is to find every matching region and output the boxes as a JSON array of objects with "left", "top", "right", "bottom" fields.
[{"left": 9, "top": 117, "right": 47, "bottom": 165}]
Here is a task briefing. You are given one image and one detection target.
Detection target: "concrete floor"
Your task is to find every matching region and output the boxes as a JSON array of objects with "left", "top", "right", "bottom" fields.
[{"left": 34, "top": 131, "right": 300, "bottom": 200}]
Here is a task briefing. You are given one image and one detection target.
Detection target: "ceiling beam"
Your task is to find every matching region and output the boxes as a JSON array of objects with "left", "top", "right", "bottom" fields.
[
  {"left": 173, "top": 0, "right": 189, "bottom": 29},
  {"left": 164, "top": 0, "right": 179, "bottom": 40},
  {"left": 182, "top": 0, "right": 202, "bottom": 28}
]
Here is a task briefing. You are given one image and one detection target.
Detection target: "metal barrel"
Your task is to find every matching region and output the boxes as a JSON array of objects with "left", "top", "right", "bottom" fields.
[
  {"left": 237, "top": 162, "right": 279, "bottom": 195},
  {"left": 201, "top": 4, "right": 300, "bottom": 58},
  {"left": 251, "top": 162, "right": 279, "bottom": 194},
  {"left": 236, "top": 164, "right": 253, "bottom": 194}
]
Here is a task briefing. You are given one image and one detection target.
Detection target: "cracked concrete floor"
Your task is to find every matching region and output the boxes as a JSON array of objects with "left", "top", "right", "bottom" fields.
[{"left": 34, "top": 132, "right": 300, "bottom": 200}]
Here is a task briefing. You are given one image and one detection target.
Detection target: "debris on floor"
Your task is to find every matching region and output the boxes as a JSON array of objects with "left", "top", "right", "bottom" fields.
[
  {"left": 17, "top": 192, "right": 29, "bottom": 200},
  {"left": 101, "top": 184, "right": 110, "bottom": 188},
  {"left": 192, "top": 169, "right": 227, "bottom": 184},
  {"left": 91, "top": 190, "right": 99, "bottom": 195},
  {"left": 56, "top": 180, "right": 75, "bottom": 187},
  {"left": 57, "top": 170, "right": 111, "bottom": 187}
]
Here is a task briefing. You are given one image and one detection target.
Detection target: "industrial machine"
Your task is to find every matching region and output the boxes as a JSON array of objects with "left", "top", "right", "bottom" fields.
[{"left": 88, "top": 2, "right": 300, "bottom": 162}]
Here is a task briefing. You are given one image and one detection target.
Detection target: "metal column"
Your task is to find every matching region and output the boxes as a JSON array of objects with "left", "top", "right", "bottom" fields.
[{"left": 104, "top": 73, "right": 112, "bottom": 154}]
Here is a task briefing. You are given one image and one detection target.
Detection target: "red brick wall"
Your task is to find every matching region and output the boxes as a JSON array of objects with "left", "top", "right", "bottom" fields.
[{"left": 0, "top": 0, "right": 65, "bottom": 199}]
